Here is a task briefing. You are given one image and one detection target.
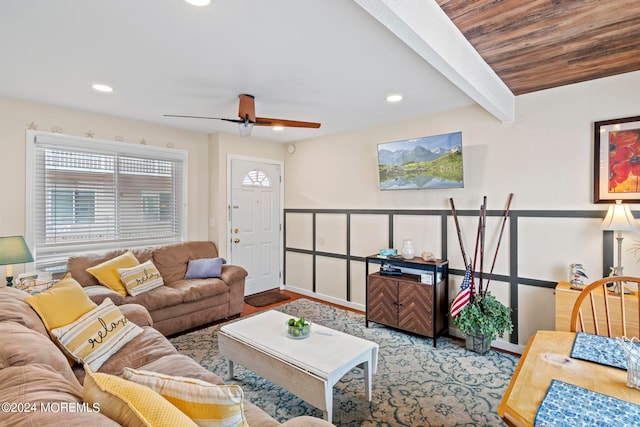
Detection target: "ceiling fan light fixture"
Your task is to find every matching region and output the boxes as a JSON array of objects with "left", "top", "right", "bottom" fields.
[
  {"left": 238, "top": 122, "right": 254, "bottom": 137},
  {"left": 386, "top": 94, "right": 403, "bottom": 103}
]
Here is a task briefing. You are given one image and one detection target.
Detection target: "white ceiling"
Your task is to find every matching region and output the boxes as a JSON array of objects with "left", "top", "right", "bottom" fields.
[{"left": 0, "top": 0, "right": 508, "bottom": 143}]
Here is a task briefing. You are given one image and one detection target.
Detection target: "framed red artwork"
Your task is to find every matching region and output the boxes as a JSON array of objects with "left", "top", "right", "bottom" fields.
[{"left": 594, "top": 116, "right": 640, "bottom": 203}]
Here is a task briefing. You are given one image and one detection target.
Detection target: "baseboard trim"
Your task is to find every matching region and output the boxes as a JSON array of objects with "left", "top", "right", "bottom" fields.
[
  {"left": 448, "top": 327, "right": 525, "bottom": 354},
  {"left": 282, "top": 284, "right": 365, "bottom": 313}
]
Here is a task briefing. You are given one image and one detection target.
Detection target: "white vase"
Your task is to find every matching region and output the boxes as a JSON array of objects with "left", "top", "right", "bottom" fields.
[{"left": 401, "top": 239, "right": 414, "bottom": 259}]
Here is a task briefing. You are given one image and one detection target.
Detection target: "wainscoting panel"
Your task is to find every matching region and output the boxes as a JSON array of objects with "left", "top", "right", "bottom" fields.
[
  {"left": 316, "top": 256, "right": 347, "bottom": 300},
  {"left": 285, "top": 212, "right": 314, "bottom": 250},
  {"left": 392, "top": 214, "right": 442, "bottom": 259},
  {"left": 349, "top": 260, "right": 367, "bottom": 305},
  {"left": 518, "top": 217, "right": 603, "bottom": 282},
  {"left": 284, "top": 251, "right": 313, "bottom": 292},
  {"left": 350, "top": 214, "right": 390, "bottom": 257},
  {"left": 517, "top": 284, "right": 556, "bottom": 343},
  {"left": 283, "top": 208, "right": 614, "bottom": 346},
  {"left": 316, "top": 213, "right": 347, "bottom": 255}
]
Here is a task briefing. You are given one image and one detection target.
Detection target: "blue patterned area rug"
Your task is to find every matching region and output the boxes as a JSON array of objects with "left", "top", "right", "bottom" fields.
[{"left": 169, "top": 299, "right": 519, "bottom": 426}]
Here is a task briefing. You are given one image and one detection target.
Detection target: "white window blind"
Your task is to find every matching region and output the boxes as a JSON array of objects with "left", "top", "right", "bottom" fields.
[{"left": 26, "top": 132, "right": 187, "bottom": 273}]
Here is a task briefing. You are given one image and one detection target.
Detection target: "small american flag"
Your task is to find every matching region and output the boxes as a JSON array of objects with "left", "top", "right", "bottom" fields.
[{"left": 450, "top": 264, "right": 472, "bottom": 318}]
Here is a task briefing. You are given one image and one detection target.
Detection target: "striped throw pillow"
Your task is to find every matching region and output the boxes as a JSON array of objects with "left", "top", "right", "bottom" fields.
[
  {"left": 84, "top": 365, "right": 197, "bottom": 427},
  {"left": 51, "top": 298, "right": 143, "bottom": 371},
  {"left": 123, "top": 368, "right": 248, "bottom": 427},
  {"left": 117, "top": 260, "right": 165, "bottom": 296}
]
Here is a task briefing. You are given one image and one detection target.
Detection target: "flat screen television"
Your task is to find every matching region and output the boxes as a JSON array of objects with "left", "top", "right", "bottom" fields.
[{"left": 377, "top": 131, "right": 463, "bottom": 190}]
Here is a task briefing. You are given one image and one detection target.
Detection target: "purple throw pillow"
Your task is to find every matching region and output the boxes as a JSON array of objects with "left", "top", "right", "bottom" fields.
[{"left": 184, "top": 257, "right": 227, "bottom": 279}]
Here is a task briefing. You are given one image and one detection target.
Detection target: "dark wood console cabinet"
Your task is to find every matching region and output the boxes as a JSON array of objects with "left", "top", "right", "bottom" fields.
[{"left": 365, "top": 255, "right": 449, "bottom": 347}]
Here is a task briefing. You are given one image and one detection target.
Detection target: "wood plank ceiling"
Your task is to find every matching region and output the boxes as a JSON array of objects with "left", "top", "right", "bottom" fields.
[{"left": 436, "top": 0, "right": 640, "bottom": 95}]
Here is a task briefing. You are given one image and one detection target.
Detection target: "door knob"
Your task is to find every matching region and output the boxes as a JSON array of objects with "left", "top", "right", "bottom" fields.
[{"left": 233, "top": 238, "right": 240, "bottom": 243}]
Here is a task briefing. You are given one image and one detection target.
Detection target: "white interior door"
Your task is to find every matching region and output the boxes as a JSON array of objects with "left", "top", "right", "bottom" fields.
[{"left": 229, "top": 158, "right": 281, "bottom": 296}]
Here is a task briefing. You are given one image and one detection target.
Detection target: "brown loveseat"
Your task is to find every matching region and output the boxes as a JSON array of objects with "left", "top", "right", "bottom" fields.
[
  {"left": 0, "top": 286, "right": 333, "bottom": 426},
  {"left": 66, "top": 241, "right": 246, "bottom": 336}
]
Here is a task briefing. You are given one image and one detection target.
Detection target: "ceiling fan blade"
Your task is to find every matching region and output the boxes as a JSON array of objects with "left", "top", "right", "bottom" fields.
[
  {"left": 255, "top": 117, "right": 321, "bottom": 128},
  {"left": 164, "top": 114, "right": 243, "bottom": 123},
  {"left": 238, "top": 94, "right": 256, "bottom": 122},
  {"left": 165, "top": 94, "right": 320, "bottom": 135}
]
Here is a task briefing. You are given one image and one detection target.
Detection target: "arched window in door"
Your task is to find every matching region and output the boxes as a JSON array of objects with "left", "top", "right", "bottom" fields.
[{"left": 242, "top": 169, "right": 272, "bottom": 187}]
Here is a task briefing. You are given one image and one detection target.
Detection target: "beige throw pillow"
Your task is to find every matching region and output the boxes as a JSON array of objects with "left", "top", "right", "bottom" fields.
[
  {"left": 118, "top": 260, "right": 164, "bottom": 296},
  {"left": 51, "top": 298, "right": 143, "bottom": 371}
]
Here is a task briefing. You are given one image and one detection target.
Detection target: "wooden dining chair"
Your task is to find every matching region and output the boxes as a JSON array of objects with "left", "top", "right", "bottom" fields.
[{"left": 569, "top": 276, "right": 640, "bottom": 338}]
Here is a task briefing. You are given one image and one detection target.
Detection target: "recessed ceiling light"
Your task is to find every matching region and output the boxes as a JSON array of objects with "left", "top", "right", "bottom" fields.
[
  {"left": 92, "top": 83, "right": 113, "bottom": 93},
  {"left": 185, "top": 0, "right": 211, "bottom": 6},
  {"left": 386, "top": 94, "right": 403, "bottom": 103},
  {"left": 272, "top": 126, "right": 284, "bottom": 132}
]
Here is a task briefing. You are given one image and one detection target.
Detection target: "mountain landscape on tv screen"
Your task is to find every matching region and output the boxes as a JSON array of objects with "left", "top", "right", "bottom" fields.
[{"left": 378, "top": 133, "right": 463, "bottom": 190}]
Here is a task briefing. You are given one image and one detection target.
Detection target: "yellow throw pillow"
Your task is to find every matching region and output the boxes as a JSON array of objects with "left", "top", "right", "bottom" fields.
[
  {"left": 123, "top": 368, "right": 247, "bottom": 427},
  {"left": 86, "top": 252, "right": 140, "bottom": 296},
  {"left": 117, "top": 260, "right": 165, "bottom": 296},
  {"left": 25, "top": 273, "right": 97, "bottom": 333},
  {"left": 83, "top": 365, "right": 198, "bottom": 427},
  {"left": 51, "top": 298, "right": 143, "bottom": 371}
]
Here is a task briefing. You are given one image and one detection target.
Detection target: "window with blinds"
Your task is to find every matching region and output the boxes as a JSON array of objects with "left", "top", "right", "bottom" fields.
[{"left": 26, "top": 132, "right": 187, "bottom": 273}]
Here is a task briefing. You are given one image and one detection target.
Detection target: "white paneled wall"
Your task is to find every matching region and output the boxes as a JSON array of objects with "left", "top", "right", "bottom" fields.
[
  {"left": 316, "top": 214, "right": 347, "bottom": 254},
  {"left": 393, "top": 215, "right": 442, "bottom": 259},
  {"left": 283, "top": 208, "right": 620, "bottom": 353},
  {"left": 351, "top": 214, "right": 389, "bottom": 256}
]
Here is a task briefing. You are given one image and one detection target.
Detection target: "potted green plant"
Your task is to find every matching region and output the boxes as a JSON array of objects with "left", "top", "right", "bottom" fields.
[
  {"left": 449, "top": 194, "right": 514, "bottom": 354},
  {"left": 452, "top": 291, "right": 512, "bottom": 354}
]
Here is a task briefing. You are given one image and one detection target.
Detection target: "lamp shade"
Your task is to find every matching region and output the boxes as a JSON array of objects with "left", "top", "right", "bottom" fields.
[
  {"left": 601, "top": 200, "right": 639, "bottom": 231},
  {"left": 0, "top": 236, "right": 34, "bottom": 266}
]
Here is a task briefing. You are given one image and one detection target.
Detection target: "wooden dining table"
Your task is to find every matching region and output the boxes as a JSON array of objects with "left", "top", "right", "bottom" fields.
[{"left": 498, "top": 330, "right": 640, "bottom": 426}]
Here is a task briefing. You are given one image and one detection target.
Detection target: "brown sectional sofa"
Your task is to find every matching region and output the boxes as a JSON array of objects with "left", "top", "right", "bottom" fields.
[
  {"left": 0, "top": 286, "right": 333, "bottom": 426},
  {"left": 66, "top": 241, "right": 246, "bottom": 336}
]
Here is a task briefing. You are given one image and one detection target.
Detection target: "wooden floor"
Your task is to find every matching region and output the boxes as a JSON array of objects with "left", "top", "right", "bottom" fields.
[
  {"left": 241, "top": 289, "right": 361, "bottom": 317},
  {"left": 170, "top": 289, "right": 360, "bottom": 338}
]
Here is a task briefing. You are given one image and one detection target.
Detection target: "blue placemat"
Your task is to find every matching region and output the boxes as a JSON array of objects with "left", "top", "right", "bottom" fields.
[
  {"left": 534, "top": 380, "right": 640, "bottom": 426},
  {"left": 570, "top": 332, "right": 629, "bottom": 370}
]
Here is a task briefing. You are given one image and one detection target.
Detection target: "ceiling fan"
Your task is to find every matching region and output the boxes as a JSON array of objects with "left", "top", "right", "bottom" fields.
[{"left": 164, "top": 94, "right": 321, "bottom": 136}]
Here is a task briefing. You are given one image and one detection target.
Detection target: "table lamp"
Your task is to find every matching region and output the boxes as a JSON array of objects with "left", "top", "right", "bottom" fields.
[
  {"left": 601, "top": 200, "right": 638, "bottom": 292},
  {"left": 0, "top": 236, "right": 34, "bottom": 287}
]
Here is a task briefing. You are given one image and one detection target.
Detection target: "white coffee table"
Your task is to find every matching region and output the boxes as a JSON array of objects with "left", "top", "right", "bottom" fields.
[{"left": 218, "top": 310, "right": 378, "bottom": 423}]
